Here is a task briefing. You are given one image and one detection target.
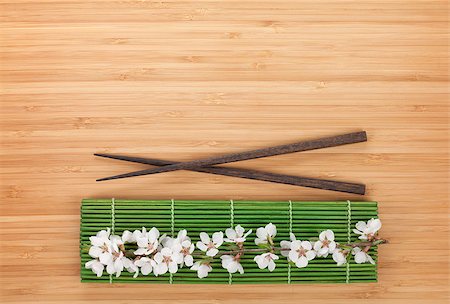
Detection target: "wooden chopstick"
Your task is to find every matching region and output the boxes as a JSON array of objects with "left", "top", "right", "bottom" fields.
[
  {"left": 95, "top": 153, "right": 366, "bottom": 194},
  {"left": 96, "top": 131, "right": 367, "bottom": 182}
]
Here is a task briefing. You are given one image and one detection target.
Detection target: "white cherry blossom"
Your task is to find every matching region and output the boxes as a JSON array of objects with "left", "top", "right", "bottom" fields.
[
  {"left": 153, "top": 246, "right": 183, "bottom": 276},
  {"left": 176, "top": 229, "right": 190, "bottom": 243},
  {"left": 191, "top": 261, "right": 213, "bottom": 278},
  {"left": 254, "top": 223, "right": 277, "bottom": 245},
  {"left": 332, "top": 249, "right": 347, "bottom": 266},
  {"left": 132, "top": 227, "right": 148, "bottom": 241},
  {"left": 134, "top": 227, "right": 160, "bottom": 256},
  {"left": 87, "top": 228, "right": 134, "bottom": 277},
  {"left": 122, "top": 257, "right": 139, "bottom": 278},
  {"left": 221, "top": 255, "right": 244, "bottom": 274},
  {"left": 88, "top": 228, "right": 113, "bottom": 265},
  {"left": 179, "top": 240, "right": 195, "bottom": 267},
  {"left": 104, "top": 236, "right": 133, "bottom": 277},
  {"left": 121, "top": 230, "right": 134, "bottom": 243},
  {"left": 85, "top": 259, "right": 105, "bottom": 277},
  {"left": 288, "top": 240, "right": 316, "bottom": 268},
  {"left": 134, "top": 257, "right": 156, "bottom": 275},
  {"left": 224, "top": 225, "right": 252, "bottom": 244},
  {"left": 254, "top": 253, "right": 279, "bottom": 271},
  {"left": 280, "top": 233, "right": 297, "bottom": 258},
  {"left": 352, "top": 247, "right": 375, "bottom": 264},
  {"left": 85, "top": 220, "right": 384, "bottom": 279},
  {"left": 314, "top": 230, "right": 336, "bottom": 257},
  {"left": 106, "top": 251, "right": 123, "bottom": 276},
  {"left": 159, "top": 236, "right": 176, "bottom": 249},
  {"left": 353, "top": 218, "right": 382, "bottom": 241},
  {"left": 162, "top": 230, "right": 195, "bottom": 267},
  {"left": 196, "top": 232, "right": 223, "bottom": 257}
]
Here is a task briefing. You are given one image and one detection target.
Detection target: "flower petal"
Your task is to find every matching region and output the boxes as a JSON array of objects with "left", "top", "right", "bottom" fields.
[
  {"left": 154, "top": 252, "right": 163, "bottom": 264},
  {"left": 168, "top": 261, "right": 178, "bottom": 273},
  {"left": 318, "top": 230, "right": 326, "bottom": 241},
  {"left": 243, "top": 229, "right": 252, "bottom": 238},
  {"left": 370, "top": 219, "right": 382, "bottom": 233},
  {"left": 353, "top": 229, "right": 363, "bottom": 235},
  {"left": 280, "top": 240, "right": 291, "bottom": 249},
  {"left": 190, "top": 262, "right": 200, "bottom": 271},
  {"left": 235, "top": 225, "right": 244, "bottom": 237},
  {"left": 206, "top": 248, "right": 218, "bottom": 257},
  {"left": 106, "top": 262, "right": 115, "bottom": 275},
  {"left": 237, "top": 263, "right": 244, "bottom": 274},
  {"left": 99, "top": 252, "right": 112, "bottom": 265},
  {"left": 254, "top": 254, "right": 262, "bottom": 263},
  {"left": 156, "top": 263, "right": 168, "bottom": 276},
  {"left": 256, "top": 227, "right": 266, "bottom": 239},
  {"left": 355, "top": 221, "right": 367, "bottom": 232},
  {"left": 354, "top": 251, "right": 367, "bottom": 264},
  {"left": 92, "top": 262, "right": 104, "bottom": 277},
  {"left": 295, "top": 256, "right": 308, "bottom": 268},
  {"left": 319, "top": 247, "right": 329, "bottom": 256},
  {"left": 161, "top": 247, "right": 172, "bottom": 256},
  {"left": 134, "top": 248, "right": 148, "bottom": 256},
  {"left": 288, "top": 250, "right": 298, "bottom": 262},
  {"left": 199, "top": 232, "right": 210, "bottom": 244},
  {"left": 261, "top": 256, "right": 270, "bottom": 268},
  {"left": 85, "top": 260, "right": 95, "bottom": 269},
  {"left": 181, "top": 240, "right": 191, "bottom": 248},
  {"left": 225, "top": 228, "right": 237, "bottom": 240},
  {"left": 266, "top": 223, "right": 276, "bottom": 237},
  {"left": 121, "top": 230, "right": 134, "bottom": 243},
  {"left": 197, "top": 265, "right": 209, "bottom": 278},
  {"left": 184, "top": 255, "right": 194, "bottom": 267},
  {"left": 177, "top": 229, "right": 187, "bottom": 241},
  {"left": 328, "top": 241, "right": 336, "bottom": 252},
  {"left": 268, "top": 260, "right": 276, "bottom": 272},
  {"left": 306, "top": 250, "right": 316, "bottom": 260},
  {"left": 325, "top": 230, "right": 334, "bottom": 241},
  {"left": 352, "top": 247, "right": 361, "bottom": 254},
  {"left": 221, "top": 255, "right": 232, "bottom": 267},
  {"left": 174, "top": 252, "right": 184, "bottom": 264},
  {"left": 291, "top": 240, "right": 301, "bottom": 251},
  {"left": 148, "top": 227, "right": 159, "bottom": 242},
  {"left": 114, "top": 259, "right": 124, "bottom": 275},
  {"left": 254, "top": 238, "right": 264, "bottom": 245},
  {"left": 196, "top": 241, "right": 208, "bottom": 252},
  {"left": 301, "top": 241, "right": 312, "bottom": 251},
  {"left": 287, "top": 234, "right": 295, "bottom": 243},
  {"left": 89, "top": 236, "right": 104, "bottom": 247},
  {"left": 88, "top": 246, "right": 102, "bottom": 258},
  {"left": 212, "top": 231, "right": 224, "bottom": 246},
  {"left": 313, "top": 241, "right": 323, "bottom": 251},
  {"left": 136, "top": 237, "right": 148, "bottom": 248},
  {"left": 227, "top": 261, "right": 238, "bottom": 273}
]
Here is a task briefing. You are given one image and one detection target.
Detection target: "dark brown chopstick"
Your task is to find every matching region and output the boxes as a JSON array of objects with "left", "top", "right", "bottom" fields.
[
  {"left": 95, "top": 153, "right": 366, "bottom": 194},
  {"left": 96, "top": 131, "right": 367, "bottom": 182}
]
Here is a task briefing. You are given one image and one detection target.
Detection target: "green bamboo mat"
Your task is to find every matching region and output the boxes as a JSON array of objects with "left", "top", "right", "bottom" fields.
[{"left": 80, "top": 199, "right": 378, "bottom": 284}]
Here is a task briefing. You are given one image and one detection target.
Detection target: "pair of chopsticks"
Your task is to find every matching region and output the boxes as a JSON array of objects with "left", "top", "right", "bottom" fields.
[{"left": 95, "top": 131, "right": 367, "bottom": 194}]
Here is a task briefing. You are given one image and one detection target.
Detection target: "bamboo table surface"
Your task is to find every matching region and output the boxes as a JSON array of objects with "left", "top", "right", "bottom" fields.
[{"left": 0, "top": 0, "right": 448, "bottom": 303}]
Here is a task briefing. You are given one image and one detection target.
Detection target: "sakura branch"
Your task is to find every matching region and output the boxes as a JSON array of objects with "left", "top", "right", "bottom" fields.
[{"left": 84, "top": 218, "right": 386, "bottom": 279}]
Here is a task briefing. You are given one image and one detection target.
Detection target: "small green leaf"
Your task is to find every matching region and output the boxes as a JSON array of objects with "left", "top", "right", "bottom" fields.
[{"left": 257, "top": 243, "right": 270, "bottom": 249}]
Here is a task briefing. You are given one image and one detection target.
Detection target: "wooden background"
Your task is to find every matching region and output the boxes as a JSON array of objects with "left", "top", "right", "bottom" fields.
[{"left": 1, "top": 0, "right": 448, "bottom": 303}]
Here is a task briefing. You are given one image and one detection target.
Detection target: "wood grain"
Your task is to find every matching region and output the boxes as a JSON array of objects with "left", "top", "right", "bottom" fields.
[{"left": 0, "top": 0, "right": 448, "bottom": 303}]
